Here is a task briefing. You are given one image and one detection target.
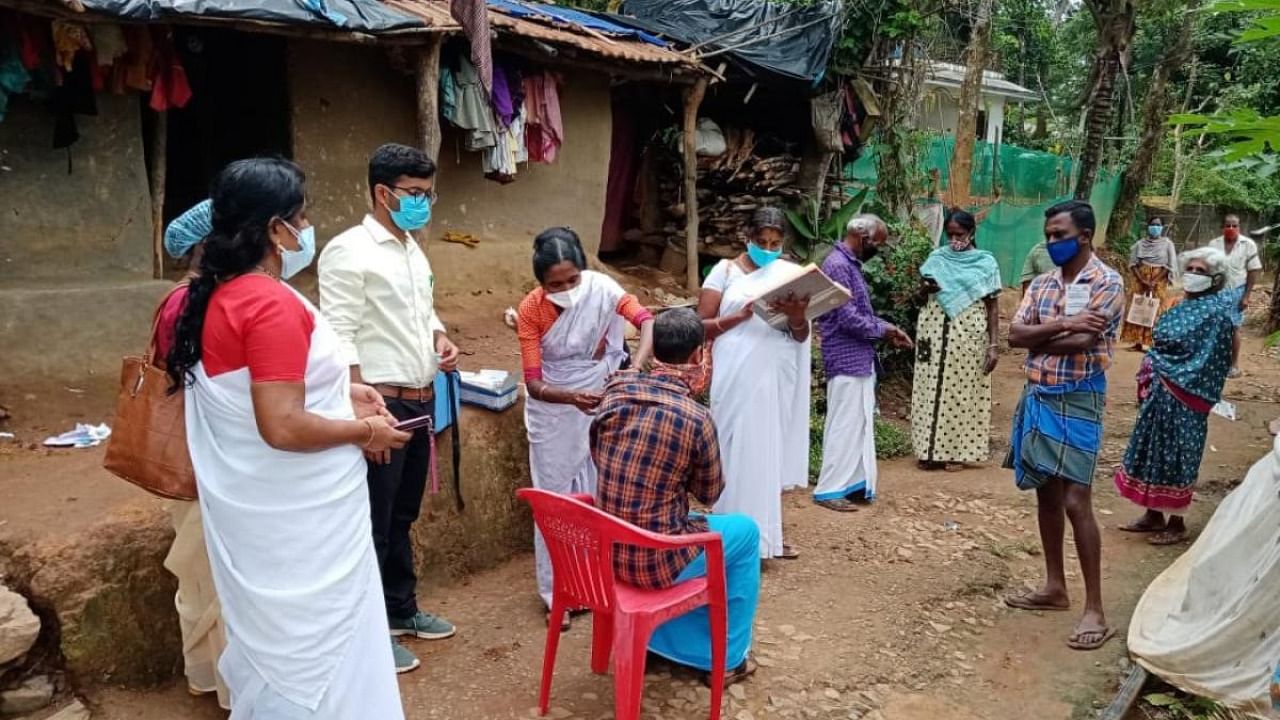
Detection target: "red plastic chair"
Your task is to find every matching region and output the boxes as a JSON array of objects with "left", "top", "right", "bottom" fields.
[{"left": 516, "top": 488, "right": 727, "bottom": 720}]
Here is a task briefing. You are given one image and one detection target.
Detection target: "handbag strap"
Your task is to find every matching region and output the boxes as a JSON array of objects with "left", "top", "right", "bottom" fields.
[{"left": 145, "top": 281, "right": 191, "bottom": 365}]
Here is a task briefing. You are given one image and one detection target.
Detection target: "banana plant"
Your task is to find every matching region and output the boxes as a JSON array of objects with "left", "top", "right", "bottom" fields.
[{"left": 784, "top": 187, "right": 871, "bottom": 262}]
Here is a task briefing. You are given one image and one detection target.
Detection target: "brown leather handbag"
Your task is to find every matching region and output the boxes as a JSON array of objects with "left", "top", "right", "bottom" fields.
[{"left": 102, "top": 284, "right": 197, "bottom": 500}]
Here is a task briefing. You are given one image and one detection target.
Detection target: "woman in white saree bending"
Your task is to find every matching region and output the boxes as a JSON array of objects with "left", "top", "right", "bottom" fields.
[
  {"left": 697, "top": 207, "right": 812, "bottom": 560},
  {"left": 166, "top": 158, "right": 410, "bottom": 719},
  {"left": 516, "top": 227, "right": 655, "bottom": 628}
]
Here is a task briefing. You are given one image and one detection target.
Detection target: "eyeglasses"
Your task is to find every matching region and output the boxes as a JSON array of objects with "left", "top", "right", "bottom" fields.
[{"left": 390, "top": 185, "right": 438, "bottom": 202}]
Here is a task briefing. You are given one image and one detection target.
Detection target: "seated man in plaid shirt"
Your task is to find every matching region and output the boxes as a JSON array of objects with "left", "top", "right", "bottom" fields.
[
  {"left": 591, "top": 308, "right": 760, "bottom": 683},
  {"left": 1004, "top": 200, "right": 1124, "bottom": 652}
]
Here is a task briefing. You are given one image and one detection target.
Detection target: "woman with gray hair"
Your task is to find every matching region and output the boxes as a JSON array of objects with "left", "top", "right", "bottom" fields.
[
  {"left": 697, "top": 205, "right": 811, "bottom": 559},
  {"left": 1114, "top": 246, "right": 1234, "bottom": 545}
]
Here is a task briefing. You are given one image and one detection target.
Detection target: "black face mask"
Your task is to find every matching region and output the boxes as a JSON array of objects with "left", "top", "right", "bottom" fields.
[{"left": 859, "top": 244, "right": 880, "bottom": 262}]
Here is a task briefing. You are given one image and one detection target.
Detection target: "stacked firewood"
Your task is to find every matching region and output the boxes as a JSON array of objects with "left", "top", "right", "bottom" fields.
[{"left": 656, "top": 128, "right": 802, "bottom": 259}]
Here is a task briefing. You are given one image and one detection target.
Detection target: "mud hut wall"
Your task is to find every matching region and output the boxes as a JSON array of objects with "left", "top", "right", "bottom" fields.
[
  {"left": 0, "top": 93, "right": 168, "bottom": 380},
  {"left": 289, "top": 39, "right": 614, "bottom": 297}
]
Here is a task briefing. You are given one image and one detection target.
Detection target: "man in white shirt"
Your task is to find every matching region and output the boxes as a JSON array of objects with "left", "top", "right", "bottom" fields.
[
  {"left": 1208, "top": 213, "right": 1262, "bottom": 377},
  {"left": 318, "top": 143, "right": 460, "bottom": 673}
]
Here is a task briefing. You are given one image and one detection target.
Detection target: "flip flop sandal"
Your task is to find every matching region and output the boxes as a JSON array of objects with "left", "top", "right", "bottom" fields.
[
  {"left": 943, "top": 463, "right": 967, "bottom": 473},
  {"left": 815, "top": 498, "right": 859, "bottom": 513},
  {"left": 1119, "top": 521, "right": 1168, "bottom": 533},
  {"left": 545, "top": 612, "right": 572, "bottom": 632},
  {"left": 1148, "top": 531, "right": 1189, "bottom": 546},
  {"left": 777, "top": 545, "right": 800, "bottom": 560},
  {"left": 1066, "top": 627, "right": 1116, "bottom": 651},
  {"left": 703, "top": 658, "right": 758, "bottom": 688},
  {"left": 1003, "top": 592, "right": 1071, "bottom": 612}
]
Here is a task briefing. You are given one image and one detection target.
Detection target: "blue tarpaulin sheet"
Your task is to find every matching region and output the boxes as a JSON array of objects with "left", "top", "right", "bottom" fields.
[
  {"left": 74, "top": 0, "right": 423, "bottom": 32},
  {"left": 486, "top": 0, "right": 668, "bottom": 46}
]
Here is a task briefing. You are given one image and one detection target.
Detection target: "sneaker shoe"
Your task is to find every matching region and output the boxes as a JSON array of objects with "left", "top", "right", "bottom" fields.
[
  {"left": 390, "top": 611, "right": 456, "bottom": 640},
  {"left": 391, "top": 639, "right": 420, "bottom": 674}
]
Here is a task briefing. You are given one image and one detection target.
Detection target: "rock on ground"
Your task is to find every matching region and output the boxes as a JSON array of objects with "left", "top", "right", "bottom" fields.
[
  {"left": 0, "top": 584, "right": 40, "bottom": 665},
  {"left": 48, "top": 698, "right": 93, "bottom": 720},
  {"left": 0, "top": 674, "right": 54, "bottom": 714}
]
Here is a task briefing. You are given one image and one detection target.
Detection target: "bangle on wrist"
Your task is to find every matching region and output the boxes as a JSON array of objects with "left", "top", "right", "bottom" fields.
[{"left": 360, "top": 418, "right": 375, "bottom": 449}]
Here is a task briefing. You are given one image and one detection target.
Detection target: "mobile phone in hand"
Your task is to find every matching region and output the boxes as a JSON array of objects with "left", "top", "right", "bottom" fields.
[{"left": 394, "top": 414, "right": 433, "bottom": 432}]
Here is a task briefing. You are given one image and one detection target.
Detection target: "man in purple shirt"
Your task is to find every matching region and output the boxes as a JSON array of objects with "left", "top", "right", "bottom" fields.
[{"left": 813, "top": 214, "right": 913, "bottom": 512}]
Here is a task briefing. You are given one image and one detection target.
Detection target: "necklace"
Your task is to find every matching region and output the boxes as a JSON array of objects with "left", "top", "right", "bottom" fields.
[{"left": 253, "top": 264, "right": 280, "bottom": 280}]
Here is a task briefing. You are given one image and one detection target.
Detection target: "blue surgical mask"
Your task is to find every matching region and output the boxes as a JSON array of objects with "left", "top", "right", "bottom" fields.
[
  {"left": 1047, "top": 236, "right": 1081, "bottom": 267},
  {"left": 388, "top": 192, "right": 432, "bottom": 232},
  {"left": 1147, "top": 225, "right": 1162, "bottom": 238},
  {"left": 747, "top": 242, "right": 782, "bottom": 268},
  {"left": 280, "top": 222, "right": 316, "bottom": 280}
]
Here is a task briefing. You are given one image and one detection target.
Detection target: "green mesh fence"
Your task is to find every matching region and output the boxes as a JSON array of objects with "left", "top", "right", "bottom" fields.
[{"left": 844, "top": 137, "right": 1122, "bottom": 286}]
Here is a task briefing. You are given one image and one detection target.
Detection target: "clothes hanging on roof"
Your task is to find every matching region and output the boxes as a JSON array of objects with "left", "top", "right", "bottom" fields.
[
  {"left": 89, "top": 24, "right": 127, "bottom": 67},
  {"left": 523, "top": 71, "right": 562, "bottom": 164},
  {"left": 449, "top": 0, "right": 492, "bottom": 95},
  {"left": 440, "top": 64, "right": 457, "bottom": 122},
  {"left": 51, "top": 20, "right": 91, "bottom": 73},
  {"left": 51, "top": 51, "right": 96, "bottom": 149},
  {"left": 148, "top": 31, "right": 191, "bottom": 111},
  {"left": 450, "top": 55, "right": 497, "bottom": 151},
  {"left": 113, "top": 25, "right": 154, "bottom": 94},
  {"left": 18, "top": 15, "right": 51, "bottom": 71},
  {"left": 0, "top": 42, "right": 31, "bottom": 122}
]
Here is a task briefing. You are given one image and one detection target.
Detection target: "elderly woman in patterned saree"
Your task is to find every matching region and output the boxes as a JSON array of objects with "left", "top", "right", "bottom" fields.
[
  {"left": 1120, "top": 215, "right": 1179, "bottom": 351},
  {"left": 1115, "top": 247, "right": 1234, "bottom": 545},
  {"left": 911, "top": 209, "right": 1002, "bottom": 471}
]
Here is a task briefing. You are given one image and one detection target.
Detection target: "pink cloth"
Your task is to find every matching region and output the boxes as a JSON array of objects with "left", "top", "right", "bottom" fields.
[
  {"left": 524, "top": 72, "right": 563, "bottom": 163},
  {"left": 155, "top": 285, "right": 189, "bottom": 360},
  {"left": 450, "top": 0, "right": 492, "bottom": 96}
]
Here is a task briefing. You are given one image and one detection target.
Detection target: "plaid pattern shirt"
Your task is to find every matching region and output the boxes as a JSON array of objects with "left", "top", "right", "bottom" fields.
[
  {"left": 1015, "top": 254, "right": 1125, "bottom": 386},
  {"left": 590, "top": 367, "right": 724, "bottom": 589}
]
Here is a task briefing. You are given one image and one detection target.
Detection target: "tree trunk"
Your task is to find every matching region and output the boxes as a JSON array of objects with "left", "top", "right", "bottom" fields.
[
  {"left": 682, "top": 78, "right": 708, "bottom": 292},
  {"left": 1074, "top": 0, "right": 1136, "bottom": 200},
  {"left": 949, "top": 0, "right": 995, "bottom": 207},
  {"left": 1106, "top": 1, "right": 1199, "bottom": 246}
]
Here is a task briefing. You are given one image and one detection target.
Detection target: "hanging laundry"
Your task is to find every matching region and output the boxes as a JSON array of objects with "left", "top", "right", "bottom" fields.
[
  {"left": 51, "top": 52, "right": 97, "bottom": 149},
  {"left": 18, "top": 16, "right": 52, "bottom": 71},
  {"left": 89, "top": 24, "right": 127, "bottom": 67},
  {"left": 491, "top": 63, "right": 514, "bottom": 128},
  {"left": 148, "top": 30, "right": 192, "bottom": 111},
  {"left": 451, "top": 55, "right": 497, "bottom": 151},
  {"left": 440, "top": 64, "right": 458, "bottom": 123},
  {"left": 51, "top": 20, "right": 92, "bottom": 73},
  {"left": 113, "top": 25, "right": 154, "bottom": 94},
  {"left": 0, "top": 44, "right": 31, "bottom": 122},
  {"left": 449, "top": 0, "right": 492, "bottom": 95},
  {"left": 523, "top": 72, "right": 563, "bottom": 164}
]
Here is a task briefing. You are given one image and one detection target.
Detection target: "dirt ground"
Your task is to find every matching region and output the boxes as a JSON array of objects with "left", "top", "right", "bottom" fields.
[{"left": 4, "top": 289, "right": 1278, "bottom": 720}]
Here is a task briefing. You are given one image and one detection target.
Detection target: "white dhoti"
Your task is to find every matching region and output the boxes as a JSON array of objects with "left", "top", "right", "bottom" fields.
[{"left": 814, "top": 374, "right": 878, "bottom": 502}]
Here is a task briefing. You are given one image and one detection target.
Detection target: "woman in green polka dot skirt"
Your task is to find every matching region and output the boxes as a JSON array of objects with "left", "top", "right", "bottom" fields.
[{"left": 910, "top": 209, "right": 1003, "bottom": 471}]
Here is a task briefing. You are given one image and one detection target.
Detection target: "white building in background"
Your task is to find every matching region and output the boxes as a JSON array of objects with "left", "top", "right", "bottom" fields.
[{"left": 920, "top": 62, "right": 1039, "bottom": 145}]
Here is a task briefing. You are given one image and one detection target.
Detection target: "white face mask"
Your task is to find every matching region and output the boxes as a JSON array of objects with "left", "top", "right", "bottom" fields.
[
  {"left": 547, "top": 284, "right": 583, "bottom": 309},
  {"left": 1184, "top": 273, "right": 1214, "bottom": 293}
]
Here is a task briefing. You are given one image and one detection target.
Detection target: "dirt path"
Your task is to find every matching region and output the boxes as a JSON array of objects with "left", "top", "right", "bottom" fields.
[
  {"left": 6, "top": 291, "right": 1275, "bottom": 720},
  {"left": 63, "top": 327, "right": 1277, "bottom": 720}
]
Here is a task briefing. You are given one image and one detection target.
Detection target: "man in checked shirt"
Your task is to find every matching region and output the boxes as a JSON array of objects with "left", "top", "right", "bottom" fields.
[{"left": 591, "top": 308, "right": 760, "bottom": 685}]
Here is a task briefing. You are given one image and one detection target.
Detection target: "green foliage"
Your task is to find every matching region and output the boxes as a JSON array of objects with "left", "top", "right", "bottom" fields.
[
  {"left": 862, "top": 219, "right": 934, "bottom": 371},
  {"left": 1141, "top": 690, "right": 1242, "bottom": 719},
  {"left": 784, "top": 187, "right": 871, "bottom": 262}
]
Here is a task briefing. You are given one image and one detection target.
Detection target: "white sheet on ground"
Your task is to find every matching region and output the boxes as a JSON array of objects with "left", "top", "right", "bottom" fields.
[{"left": 1127, "top": 434, "right": 1280, "bottom": 719}]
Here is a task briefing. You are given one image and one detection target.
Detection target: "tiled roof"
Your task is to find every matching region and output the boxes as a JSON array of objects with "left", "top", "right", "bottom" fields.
[{"left": 383, "top": 0, "right": 699, "bottom": 67}]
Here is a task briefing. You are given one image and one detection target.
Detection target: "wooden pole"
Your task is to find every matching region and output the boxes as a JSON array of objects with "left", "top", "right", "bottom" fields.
[
  {"left": 682, "top": 77, "right": 708, "bottom": 292},
  {"left": 415, "top": 35, "right": 444, "bottom": 162},
  {"left": 149, "top": 111, "right": 168, "bottom": 280}
]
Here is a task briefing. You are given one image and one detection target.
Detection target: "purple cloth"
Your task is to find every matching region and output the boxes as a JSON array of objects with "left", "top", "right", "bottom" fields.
[
  {"left": 492, "top": 63, "right": 514, "bottom": 127},
  {"left": 817, "top": 242, "right": 886, "bottom": 379}
]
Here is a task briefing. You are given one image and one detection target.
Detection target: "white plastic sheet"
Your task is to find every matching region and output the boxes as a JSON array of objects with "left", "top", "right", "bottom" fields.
[{"left": 1128, "top": 435, "right": 1280, "bottom": 718}]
